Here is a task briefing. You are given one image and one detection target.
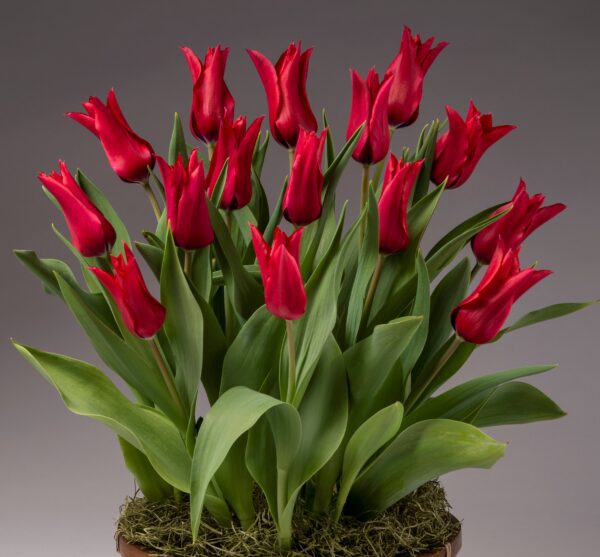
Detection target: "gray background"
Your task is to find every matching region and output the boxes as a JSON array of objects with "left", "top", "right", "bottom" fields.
[{"left": 1, "top": 0, "right": 599, "bottom": 555}]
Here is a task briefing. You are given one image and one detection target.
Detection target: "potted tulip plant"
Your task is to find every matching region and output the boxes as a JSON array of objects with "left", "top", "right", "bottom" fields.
[{"left": 14, "top": 28, "right": 594, "bottom": 556}]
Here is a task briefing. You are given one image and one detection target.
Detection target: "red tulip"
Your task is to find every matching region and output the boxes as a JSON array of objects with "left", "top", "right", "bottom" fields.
[
  {"left": 67, "top": 90, "right": 155, "bottom": 183},
  {"left": 378, "top": 157, "right": 424, "bottom": 253},
  {"left": 181, "top": 45, "right": 235, "bottom": 144},
  {"left": 346, "top": 68, "right": 393, "bottom": 165},
  {"left": 38, "top": 161, "right": 116, "bottom": 257},
  {"left": 247, "top": 43, "right": 317, "bottom": 148},
  {"left": 385, "top": 26, "right": 448, "bottom": 128},
  {"left": 472, "top": 179, "right": 566, "bottom": 265},
  {"left": 90, "top": 244, "right": 166, "bottom": 338},
  {"left": 250, "top": 225, "right": 306, "bottom": 321},
  {"left": 283, "top": 128, "right": 327, "bottom": 226},
  {"left": 431, "top": 101, "right": 516, "bottom": 189},
  {"left": 206, "top": 115, "right": 263, "bottom": 210},
  {"left": 156, "top": 150, "right": 214, "bottom": 250},
  {"left": 452, "top": 244, "right": 551, "bottom": 344}
]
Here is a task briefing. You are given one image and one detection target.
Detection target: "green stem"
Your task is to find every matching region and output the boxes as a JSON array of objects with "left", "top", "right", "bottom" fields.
[
  {"left": 141, "top": 179, "right": 162, "bottom": 221},
  {"left": 359, "top": 163, "right": 371, "bottom": 242},
  {"left": 288, "top": 148, "right": 295, "bottom": 174},
  {"left": 285, "top": 320, "right": 297, "bottom": 404},
  {"left": 470, "top": 261, "right": 483, "bottom": 282},
  {"left": 406, "top": 336, "right": 463, "bottom": 412},
  {"left": 148, "top": 337, "right": 185, "bottom": 419},
  {"left": 207, "top": 142, "right": 215, "bottom": 162},
  {"left": 362, "top": 254, "right": 385, "bottom": 327},
  {"left": 184, "top": 250, "right": 193, "bottom": 278},
  {"left": 223, "top": 210, "right": 236, "bottom": 342}
]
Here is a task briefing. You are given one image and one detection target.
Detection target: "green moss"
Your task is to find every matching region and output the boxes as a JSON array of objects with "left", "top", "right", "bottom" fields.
[{"left": 116, "top": 481, "right": 460, "bottom": 556}]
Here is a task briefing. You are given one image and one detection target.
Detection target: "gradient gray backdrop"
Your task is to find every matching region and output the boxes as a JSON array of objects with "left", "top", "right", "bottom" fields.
[{"left": 2, "top": 1, "right": 599, "bottom": 555}]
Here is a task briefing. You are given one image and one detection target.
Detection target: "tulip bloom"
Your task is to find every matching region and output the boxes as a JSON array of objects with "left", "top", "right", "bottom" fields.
[
  {"left": 181, "top": 45, "right": 235, "bottom": 144},
  {"left": 207, "top": 115, "right": 263, "bottom": 210},
  {"left": 472, "top": 179, "right": 566, "bottom": 265},
  {"left": 346, "top": 68, "right": 393, "bottom": 165},
  {"left": 378, "top": 157, "right": 424, "bottom": 253},
  {"left": 67, "top": 90, "right": 155, "bottom": 183},
  {"left": 250, "top": 225, "right": 306, "bottom": 321},
  {"left": 431, "top": 101, "right": 516, "bottom": 189},
  {"left": 156, "top": 150, "right": 214, "bottom": 250},
  {"left": 452, "top": 245, "right": 551, "bottom": 344},
  {"left": 385, "top": 26, "right": 448, "bottom": 128},
  {"left": 90, "top": 244, "right": 166, "bottom": 338},
  {"left": 38, "top": 161, "right": 116, "bottom": 257},
  {"left": 283, "top": 128, "right": 327, "bottom": 226},
  {"left": 247, "top": 43, "right": 317, "bottom": 148}
]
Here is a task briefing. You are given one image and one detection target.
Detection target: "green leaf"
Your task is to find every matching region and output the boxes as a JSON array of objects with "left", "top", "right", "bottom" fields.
[
  {"left": 411, "top": 120, "right": 440, "bottom": 203},
  {"left": 14, "top": 343, "right": 191, "bottom": 492},
  {"left": 160, "top": 232, "right": 204, "bottom": 408},
  {"left": 220, "top": 306, "right": 285, "bottom": 393},
  {"left": 263, "top": 177, "right": 287, "bottom": 244},
  {"left": 208, "top": 201, "right": 263, "bottom": 320},
  {"left": 190, "top": 246, "right": 212, "bottom": 302},
  {"left": 322, "top": 110, "right": 336, "bottom": 168},
  {"left": 118, "top": 437, "right": 173, "bottom": 501},
  {"left": 55, "top": 273, "right": 183, "bottom": 425},
  {"left": 426, "top": 207, "right": 511, "bottom": 280},
  {"left": 498, "top": 301, "right": 599, "bottom": 338},
  {"left": 168, "top": 112, "right": 188, "bottom": 165},
  {"left": 344, "top": 187, "right": 379, "bottom": 347},
  {"left": 75, "top": 170, "right": 131, "bottom": 254},
  {"left": 470, "top": 382, "right": 566, "bottom": 427},
  {"left": 346, "top": 419, "right": 505, "bottom": 515},
  {"left": 323, "top": 124, "right": 364, "bottom": 192},
  {"left": 252, "top": 131, "right": 270, "bottom": 178},
  {"left": 336, "top": 402, "right": 404, "bottom": 519},
  {"left": 404, "top": 364, "right": 558, "bottom": 427},
  {"left": 210, "top": 160, "right": 229, "bottom": 207},
  {"left": 190, "top": 387, "right": 299, "bottom": 537},
  {"left": 134, "top": 241, "right": 163, "bottom": 279}
]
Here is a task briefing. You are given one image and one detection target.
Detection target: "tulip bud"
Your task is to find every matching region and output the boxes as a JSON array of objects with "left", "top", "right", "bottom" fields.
[
  {"left": 385, "top": 26, "right": 448, "bottom": 128},
  {"left": 67, "top": 89, "right": 155, "bottom": 183},
  {"left": 452, "top": 244, "right": 551, "bottom": 344},
  {"left": 181, "top": 45, "right": 235, "bottom": 144},
  {"left": 38, "top": 161, "right": 116, "bottom": 257},
  {"left": 250, "top": 225, "right": 307, "bottom": 321},
  {"left": 247, "top": 43, "right": 317, "bottom": 148},
  {"left": 346, "top": 68, "right": 393, "bottom": 165},
  {"left": 90, "top": 244, "right": 166, "bottom": 338},
  {"left": 283, "top": 128, "right": 327, "bottom": 226},
  {"left": 431, "top": 101, "right": 516, "bottom": 189},
  {"left": 207, "top": 115, "right": 264, "bottom": 210},
  {"left": 472, "top": 179, "right": 566, "bottom": 265},
  {"left": 156, "top": 150, "right": 214, "bottom": 250},
  {"left": 378, "top": 157, "right": 424, "bottom": 253}
]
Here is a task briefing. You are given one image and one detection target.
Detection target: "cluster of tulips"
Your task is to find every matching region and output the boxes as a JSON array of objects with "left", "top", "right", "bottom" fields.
[{"left": 15, "top": 27, "right": 590, "bottom": 550}]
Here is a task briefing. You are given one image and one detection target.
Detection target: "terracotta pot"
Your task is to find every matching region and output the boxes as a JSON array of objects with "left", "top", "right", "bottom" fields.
[{"left": 117, "top": 528, "right": 462, "bottom": 556}]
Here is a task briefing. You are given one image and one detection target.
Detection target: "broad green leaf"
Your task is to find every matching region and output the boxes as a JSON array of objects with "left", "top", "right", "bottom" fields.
[
  {"left": 400, "top": 253, "right": 430, "bottom": 377},
  {"left": 168, "top": 112, "right": 188, "bottom": 165},
  {"left": 252, "top": 131, "right": 270, "bottom": 178},
  {"left": 118, "top": 437, "right": 173, "bottom": 501},
  {"left": 323, "top": 124, "right": 364, "bottom": 192},
  {"left": 498, "top": 301, "right": 599, "bottom": 338},
  {"left": 209, "top": 160, "right": 229, "bottom": 207},
  {"left": 208, "top": 201, "right": 263, "bottom": 320},
  {"left": 411, "top": 120, "right": 440, "bottom": 203},
  {"left": 426, "top": 208, "right": 511, "bottom": 281},
  {"left": 75, "top": 170, "right": 131, "bottom": 254},
  {"left": 247, "top": 167, "right": 270, "bottom": 231},
  {"left": 14, "top": 344, "right": 191, "bottom": 492},
  {"left": 190, "top": 246, "right": 212, "bottom": 302},
  {"left": 344, "top": 187, "right": 379, "bottom": 347},
  {"left": 55, "top": 273, "right": 183, "bottom": 425},
  {"left": 470, "top": 382, "right": 566, "bottom": 427},
  {"left": 263, "top": 177, "right": 287, "bottom": 244},
  {"left": 160, "top": 232, "right": 204, "bottom": 408},
  {"left": 404, "top": 364, "right": 558, "bottom": 427},
  {"left": 135, "top": 241, "right": 163, "bottom": 279},
  {"left": 346, "top": 419, "right": 505, "bottom": 515},
  {"left": 190, "top": 387, "right": 299, "bottom": 537},
  {"left": 336, "top": 402, "right": 404, "bottom": 519},
  {"left": 322, "top": 110, "right": 336, "bottom": 167},
  {"left": 220, "top": 306, "right": 285, "bottom": 393}
]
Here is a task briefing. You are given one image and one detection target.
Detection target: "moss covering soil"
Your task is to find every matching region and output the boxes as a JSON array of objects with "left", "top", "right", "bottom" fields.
[{"left": 116, "top": 481, "right": 461, "bottom": 557}]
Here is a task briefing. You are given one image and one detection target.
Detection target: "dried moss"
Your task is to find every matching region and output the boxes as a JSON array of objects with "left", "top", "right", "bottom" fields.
[{"left": 116, "top": 482, "right": 460, "bottom": 556}]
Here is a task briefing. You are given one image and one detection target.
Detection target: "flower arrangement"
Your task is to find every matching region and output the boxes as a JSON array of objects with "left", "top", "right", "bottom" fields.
[{"left": 13, "top": 28, "right": 594, "bottom": 555}]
